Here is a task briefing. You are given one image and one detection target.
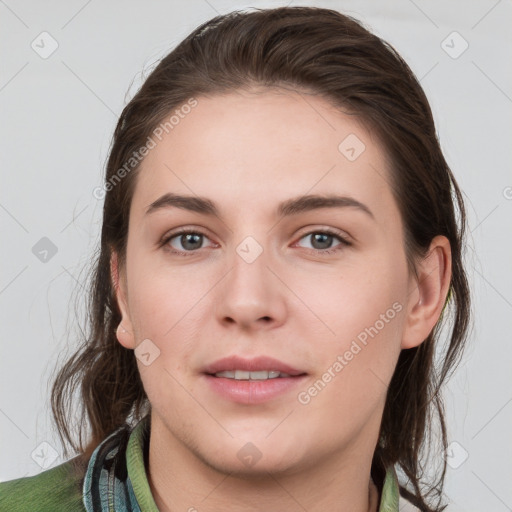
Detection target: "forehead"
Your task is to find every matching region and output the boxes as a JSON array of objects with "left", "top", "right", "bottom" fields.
[{"left": 130, "top": 88, "right": 398, "bottom": 227}]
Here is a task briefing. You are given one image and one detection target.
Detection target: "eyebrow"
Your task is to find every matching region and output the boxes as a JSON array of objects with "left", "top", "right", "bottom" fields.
[{"left": 145, "top": 192, "right": 374, "bottom": 220}]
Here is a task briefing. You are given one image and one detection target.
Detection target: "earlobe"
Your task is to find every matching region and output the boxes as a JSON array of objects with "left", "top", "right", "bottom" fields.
[
  {"left": 110, "top": 251, "right": 136, "bottom": 350},
  {"left": 116, "top": 322, "right": 135, "bottom": 349},
  {"left": 401, "top": 235, "right": 452, "bottom": 350}
]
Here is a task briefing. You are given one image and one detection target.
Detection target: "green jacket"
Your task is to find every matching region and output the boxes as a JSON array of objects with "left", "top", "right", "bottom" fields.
[{"left": 0, "top": 416, "right": 404, "bottom": 511}]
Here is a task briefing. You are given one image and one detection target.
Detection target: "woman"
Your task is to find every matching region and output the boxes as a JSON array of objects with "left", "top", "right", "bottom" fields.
[{"left": 0, "top": 6, "right": 470, "bottom": 512}]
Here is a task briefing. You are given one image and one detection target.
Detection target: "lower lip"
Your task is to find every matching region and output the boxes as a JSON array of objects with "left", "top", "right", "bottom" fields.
[{"left": 203, "top": 374, "right": 308, "bottom": 404}]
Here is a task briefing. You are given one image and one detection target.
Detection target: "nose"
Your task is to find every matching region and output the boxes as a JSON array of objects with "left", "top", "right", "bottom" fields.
[{"left": 215, "top": 243, "right": 287, "bottom": 331}]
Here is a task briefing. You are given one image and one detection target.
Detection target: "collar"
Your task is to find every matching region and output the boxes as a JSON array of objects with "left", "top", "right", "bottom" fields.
[{"left": 83, "top": 415, "right": 400, "bottom": 511}]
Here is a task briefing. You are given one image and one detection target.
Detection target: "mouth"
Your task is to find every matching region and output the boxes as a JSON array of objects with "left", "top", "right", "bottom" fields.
[
  {"left": 202, "top": 355, "right": 308, "bottom": 404},
  {"left": 203, "top": 354, "right": 306, "bottom": 376},
  {"left": 209, "top": 369, "right": 298, "bottom": 380}
]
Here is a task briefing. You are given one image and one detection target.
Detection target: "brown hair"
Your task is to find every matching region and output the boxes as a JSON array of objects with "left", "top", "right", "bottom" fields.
[{"left": 50, "top": 7, "right": 471, "bottom": 511}]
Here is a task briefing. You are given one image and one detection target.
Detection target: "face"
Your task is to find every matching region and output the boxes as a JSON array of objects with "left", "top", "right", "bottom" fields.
[{"left": 113, "top": 88, "right": 424, "bottom": 476}]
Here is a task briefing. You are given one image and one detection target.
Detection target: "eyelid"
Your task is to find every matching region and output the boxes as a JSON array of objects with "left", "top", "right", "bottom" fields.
[
  {"left": 292, "top": 227, "right": 352, "bottom": 255},
  {"left": 294, "top": 225, "right": 353, "bottom": 244},
  {"left": 159, "top": 226, "right": 217, "bottom": 251},
  {"left": 160, "top": 225, "right": 353, "bottom": 255}
]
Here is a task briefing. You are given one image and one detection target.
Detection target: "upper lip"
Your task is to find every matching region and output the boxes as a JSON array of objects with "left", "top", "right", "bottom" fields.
[{"left": 203, "top": 355, "right": 306, "bottom": 376}]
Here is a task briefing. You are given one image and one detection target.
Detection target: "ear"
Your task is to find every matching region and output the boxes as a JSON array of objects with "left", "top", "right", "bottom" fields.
[
  {"left": 401, "top": 235, "right": 452, "bottom": 349},
  {"left": 110, "top": 251, "right": 136, "bottom": 350}
]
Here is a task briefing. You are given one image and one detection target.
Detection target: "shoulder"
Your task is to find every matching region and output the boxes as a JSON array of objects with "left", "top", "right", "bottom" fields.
[{"left": 0, "top": 455, "right": 88, "bottom": 512}]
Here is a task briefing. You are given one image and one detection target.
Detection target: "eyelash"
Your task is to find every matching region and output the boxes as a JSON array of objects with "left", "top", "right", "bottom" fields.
[{"left": 160, "top": 227, "right": 352, "bottom": 257}]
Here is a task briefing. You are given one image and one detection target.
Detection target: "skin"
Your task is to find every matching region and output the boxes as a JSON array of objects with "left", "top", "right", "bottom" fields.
[{"left": 111, "top": 87, "right": 452, "bottom": 512}]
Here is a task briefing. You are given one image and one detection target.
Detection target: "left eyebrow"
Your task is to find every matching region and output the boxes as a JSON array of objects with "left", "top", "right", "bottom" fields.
[
  {"left": 145, "top": 192, "right": 375, "bottom": 220},
  {"left": 277, "top": 194, "right": 374, "bottom": 220}
]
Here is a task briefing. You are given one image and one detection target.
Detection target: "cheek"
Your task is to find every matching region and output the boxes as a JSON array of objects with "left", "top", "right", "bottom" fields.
[
  {"left": 295, "top": 289, "right": 404, "bottom": 439},
  {"left": 123, "top": 259, "right": 215, "bottom": 404},
  {"left": 297, "top": 256, "right": 405, "bottom": 345},
  {"left": 126, "top": 250, "right": 211, "bottom": 340},
  {"left": 296, "top": 256, "right": 405, "bottom": 401},
  {"left": 126, "top": 258, "right": 210, "bottom": 417}
]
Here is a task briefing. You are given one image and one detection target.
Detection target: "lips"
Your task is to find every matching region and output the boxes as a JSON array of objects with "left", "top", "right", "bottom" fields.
[
  {"left": 202, "top": 355, "right": 307, "bottom": 377},
  {"left": 202, "top": 355, "right": 308, "bottom": 404}
]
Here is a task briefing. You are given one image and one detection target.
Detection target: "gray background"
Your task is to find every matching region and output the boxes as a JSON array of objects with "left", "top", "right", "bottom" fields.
[{"left": 1, "top": 1, "right": 511, "bottom": 510}]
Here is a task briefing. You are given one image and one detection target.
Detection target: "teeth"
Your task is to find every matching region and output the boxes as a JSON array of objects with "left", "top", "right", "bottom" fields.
[{"left": 214, "top": 370, "right": 291, "bottom": 380}]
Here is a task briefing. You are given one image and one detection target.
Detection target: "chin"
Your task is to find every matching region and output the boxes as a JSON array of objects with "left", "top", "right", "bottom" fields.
[
  {"left": 194, "top": 437, "right": 310, "bottom": 479},
  {"left": 204, "top": 452, "right": 304, "bottom": 479}
]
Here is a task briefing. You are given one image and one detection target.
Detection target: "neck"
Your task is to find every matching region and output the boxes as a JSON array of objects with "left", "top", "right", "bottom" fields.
[{"left": 146, "top": 414, "right": 381, "bottom": 512}]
